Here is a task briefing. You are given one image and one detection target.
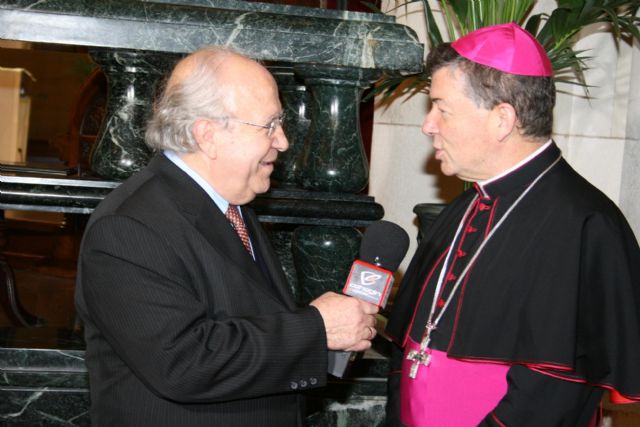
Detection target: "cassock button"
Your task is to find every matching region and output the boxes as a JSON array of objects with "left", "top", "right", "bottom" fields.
[
  {"left": 290, "top": 381, "right": 299, "bottom": 390},
  {"left": 437, "top": 298, "right": 445, "bottom": 308}
]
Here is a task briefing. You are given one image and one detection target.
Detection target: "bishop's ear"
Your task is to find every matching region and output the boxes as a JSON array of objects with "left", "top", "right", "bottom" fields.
[{"left": 493, "top": 102, "right": 518, "bottom": 142}]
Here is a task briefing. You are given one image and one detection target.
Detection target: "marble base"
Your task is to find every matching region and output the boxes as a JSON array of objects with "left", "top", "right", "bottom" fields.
[
  {"left": 0, "top": 328, "right": 390, "bottom": 426},
  {"left": 0, "top": 328, "right": 89, "bottom": 426}
]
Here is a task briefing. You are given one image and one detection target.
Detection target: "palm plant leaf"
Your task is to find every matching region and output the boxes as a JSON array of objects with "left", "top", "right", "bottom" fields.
[
  {"left": 369, "top": 0, "right": 640, "bottom": 102},
  {"left": 422, "top": 0, "right": 444, "bottom": 47},
  {"left": 435, "top": 0, "right": 536, "bottom": 38}
]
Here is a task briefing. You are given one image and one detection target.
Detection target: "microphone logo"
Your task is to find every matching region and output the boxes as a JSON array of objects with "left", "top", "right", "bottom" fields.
[
  {"left": 344, "top": 260, "right": 394, "bottom": 306},
  {"left": 361, "top": 271, "right": 382, "bottom": 286}
]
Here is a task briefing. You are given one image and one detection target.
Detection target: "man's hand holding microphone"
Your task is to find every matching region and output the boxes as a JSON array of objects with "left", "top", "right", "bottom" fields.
[
  {"left": 310, "top": 221, "right": 410, "bottom": 376},
  {"left": 310, "top": 291, "right": 379, "bottom": 352}
]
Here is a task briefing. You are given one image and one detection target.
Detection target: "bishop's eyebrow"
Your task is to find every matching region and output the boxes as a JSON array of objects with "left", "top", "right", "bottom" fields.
[{"left": 431, "top": 98, "right": 448, "bottom": 108}]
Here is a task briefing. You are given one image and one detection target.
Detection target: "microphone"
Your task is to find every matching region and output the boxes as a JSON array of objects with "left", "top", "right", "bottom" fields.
[{"left": 327, "top": 220, "right": 410, "bottom": 378}]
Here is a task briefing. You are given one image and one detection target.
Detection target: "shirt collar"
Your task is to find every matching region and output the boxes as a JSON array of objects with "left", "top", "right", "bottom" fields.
[
  {"left": 480, "top": 140, "right": 552, "bottom": 187},
  {"left": 476, "top": 140, "right": 559, "bottom": 199},
  {"left": 163, "top": 150, "right": 230, "bottom": 214}
]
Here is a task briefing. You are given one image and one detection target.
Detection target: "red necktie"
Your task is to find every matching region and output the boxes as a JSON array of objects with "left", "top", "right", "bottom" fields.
[{"left": 225, "top": 205, "right": 252, "bottom": 255}]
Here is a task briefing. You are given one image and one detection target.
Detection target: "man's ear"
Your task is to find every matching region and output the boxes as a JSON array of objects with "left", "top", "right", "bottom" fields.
[
  {"left": 192, "top": 118, "right": 217, "bottom": 158},
  {"left": 493, "top": 102, "right": 518, "bottom": 142}
]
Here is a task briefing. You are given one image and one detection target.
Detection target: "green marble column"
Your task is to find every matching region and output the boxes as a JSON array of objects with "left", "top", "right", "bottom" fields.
[
  {"left": 294, "top": 65, "right": 380, "bottom": 193},
  {"left": 269, "top": 64, "right": 311, "bottom": 188},
  {"left": 292, "top": 226, "right": 361, "bottom": 303},
  {"left": 89, "top": 50, "right": 179, "bottom": 180},
  {"left": 288, "top": 65, "right": 380, "bottom": 302}
]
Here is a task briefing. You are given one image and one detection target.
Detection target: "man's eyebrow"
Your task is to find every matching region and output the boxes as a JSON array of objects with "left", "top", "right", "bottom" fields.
[{"left": 266, "top": 111, "right": 284, "bottom": 121}]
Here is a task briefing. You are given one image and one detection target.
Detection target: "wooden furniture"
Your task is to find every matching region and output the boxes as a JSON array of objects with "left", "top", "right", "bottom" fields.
[{"left": 0, "top": 67, "right": 31, "bottom": 164}]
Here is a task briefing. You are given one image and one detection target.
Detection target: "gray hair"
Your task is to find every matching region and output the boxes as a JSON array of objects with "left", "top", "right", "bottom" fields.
[{"left": 145, "top": 46, "right": 240, "bottom": 153}]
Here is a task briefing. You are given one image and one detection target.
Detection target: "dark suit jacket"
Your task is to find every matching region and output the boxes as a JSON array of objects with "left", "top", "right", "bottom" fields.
[{"left": 75, "top": 154, "right": 328, "bottom": 426}]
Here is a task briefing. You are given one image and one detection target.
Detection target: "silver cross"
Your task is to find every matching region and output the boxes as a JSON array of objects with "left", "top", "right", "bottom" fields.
[
  {"left": 406, "top": 349, "right": 431, "bottom": 379},
  {"left": 406, "top": 322, "right": 437, "bottom": 379}
]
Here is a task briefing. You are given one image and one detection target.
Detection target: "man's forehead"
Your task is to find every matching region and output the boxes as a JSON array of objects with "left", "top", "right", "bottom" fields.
[
  {"left": 429, "top": 67, "right": 462, "bottom": 97},
  {"left": 167, "top": 54, "right": 198, "bottom": 88}
]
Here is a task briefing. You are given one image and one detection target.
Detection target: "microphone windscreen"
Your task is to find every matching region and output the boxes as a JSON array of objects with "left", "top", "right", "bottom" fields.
[{"left": 359, "top": 221, "right": 410, "bottom": 272}]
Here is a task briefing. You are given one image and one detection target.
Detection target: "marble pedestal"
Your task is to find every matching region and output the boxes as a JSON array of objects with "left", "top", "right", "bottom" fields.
[{"left": 0, "top": 327, "right": 390, "bottom": 426}]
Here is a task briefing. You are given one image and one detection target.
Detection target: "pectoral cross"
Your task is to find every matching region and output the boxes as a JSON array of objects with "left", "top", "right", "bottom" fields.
[
  {"left": 406, "top": 322, "right": 437, "bottom": 379},
  {"left": 406, "top": 349, "right": 431, "bottom": 378}
]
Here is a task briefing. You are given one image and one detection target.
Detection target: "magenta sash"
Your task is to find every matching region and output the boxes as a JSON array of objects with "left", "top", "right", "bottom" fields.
[{"left": 400, "top": 338, "right": 509, "bottom": 426}]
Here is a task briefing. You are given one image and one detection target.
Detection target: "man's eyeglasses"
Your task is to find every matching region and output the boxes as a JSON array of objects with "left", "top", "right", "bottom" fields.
[{"left": 226, "top": 114, "right": 285, "bottom": 138}]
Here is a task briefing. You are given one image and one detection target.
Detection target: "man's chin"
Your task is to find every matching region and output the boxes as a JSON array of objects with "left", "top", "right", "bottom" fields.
[
  {"left": 439, "top": 163, "right": 456, "bottom": 177},
  {"left": 252, "top": 181, "right": 272, "bottom": 197}
]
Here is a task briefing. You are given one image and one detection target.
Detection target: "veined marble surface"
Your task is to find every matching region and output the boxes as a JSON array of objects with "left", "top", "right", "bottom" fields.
[
  {"left": 145, "top": 0, "right": 392, "bottom": 22},
  {"left": 0, "top": 0, "right": 423, "bottom": 72},
  {"left": 0, "top": 328, "right": 389, "bottom": 426},
  {"left": 0, "top": 172, "right": 384, "bottom": 224},
  {"left": 0, "top": 328, "right": 90, "bottom": 426}
]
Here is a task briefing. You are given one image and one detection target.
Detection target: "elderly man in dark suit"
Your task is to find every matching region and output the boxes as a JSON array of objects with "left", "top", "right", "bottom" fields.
[{"left": 75, "top": 47, "right": 379, "bottom": 427}]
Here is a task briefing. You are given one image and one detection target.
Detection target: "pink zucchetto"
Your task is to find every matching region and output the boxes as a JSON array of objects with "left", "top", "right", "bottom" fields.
[{"left": 451, "top": 22, "right": 553, "bottom": 77}]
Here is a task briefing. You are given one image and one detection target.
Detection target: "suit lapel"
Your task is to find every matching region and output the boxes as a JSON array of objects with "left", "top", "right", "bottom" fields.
[
  {"left": 243, "top": 208, "right": 297, "bottom": 309},
  {"left": 148, "top": 155, "right": 288, "bottom": 305}
]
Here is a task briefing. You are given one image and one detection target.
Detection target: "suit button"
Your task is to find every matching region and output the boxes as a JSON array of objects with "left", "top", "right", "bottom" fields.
[
  {"left": 309, "top": 377, "right": 317, "bottom": 385},
  {"left": 290, "top": 381, "right": 298, "bottom": 390},
  {"left": 300, "top": 380, "right": 308, "bottom": 388}
]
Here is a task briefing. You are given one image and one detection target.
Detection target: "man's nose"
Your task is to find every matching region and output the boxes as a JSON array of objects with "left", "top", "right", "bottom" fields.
[
  {"left": 273, "top": 125, "right": 289, "bottom": 152},
  {"left": 422, "top": 115, "right": 437, "bottom": 137}
]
